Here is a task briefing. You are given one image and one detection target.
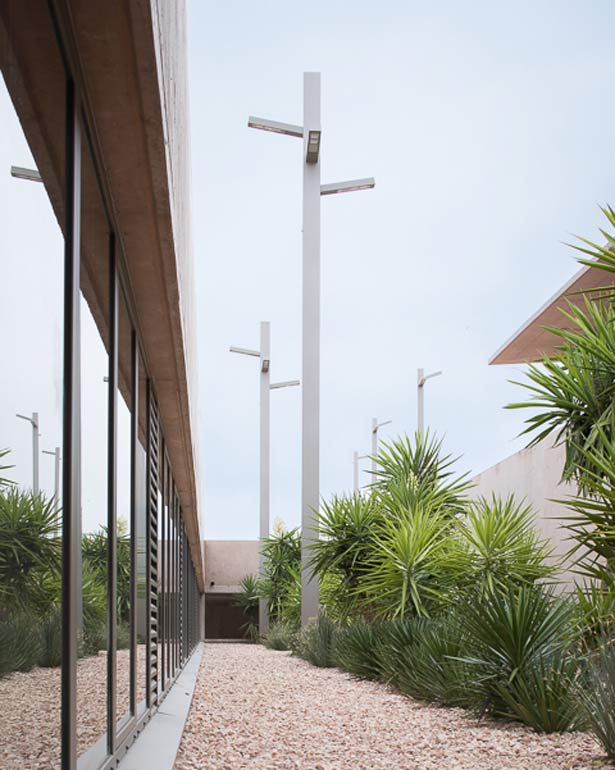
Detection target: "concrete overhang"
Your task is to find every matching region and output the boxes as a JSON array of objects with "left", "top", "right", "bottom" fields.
[
  {"left": 0, "top": 1, "right": 203, "bottom": 588},
  {"left": 489, "top": 263, "right": 614, "bottom": 365}
]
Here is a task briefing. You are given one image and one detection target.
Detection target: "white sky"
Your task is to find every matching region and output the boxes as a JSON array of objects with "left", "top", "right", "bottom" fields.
[
  {"left": 187, "top": 0, "right": 615, "bottom": 539},
  {"left": 2, "top": 3, "right": 615, "bottom": 542}
]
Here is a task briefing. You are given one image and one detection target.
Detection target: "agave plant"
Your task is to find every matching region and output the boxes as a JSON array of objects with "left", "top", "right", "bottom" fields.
[
  {"left": 455, "top": 495, "right": 555, "bottom": 598},
  {"left": 459, "top": 585, "right": 577, "bottom": 721}
]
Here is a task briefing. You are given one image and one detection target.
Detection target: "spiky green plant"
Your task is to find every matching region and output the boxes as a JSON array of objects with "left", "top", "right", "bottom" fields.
[
  {"left": 262, "top": 620, "right": 296, "bottom": 651},
  {"left": 459, "top": 585, "right": 577, "bottom": 720},
  {"left": 293, "top": 612, "right": 337, "bottom": 667},
  {"left": 358, "top": 497, "right": 460, "bottom": 619},
  {"left": 371, "top": 431, "right": 472, "bottom": 514},
  {"left": 233, "top": 574, "right": 260, "bottom": 640},
  {"left": 0, "top": 614, "right": 41, "bottom": 675},
  {"left": 455, "top": 495, "right": 556, "bottom": 598},
  {"left": 394, "top": 613, "right": 474, "bottom": 708},
  {"left": 0, "top": 488, "right": 61, "bottom": 615},
  {"left": 309, "top": 492, "right": 382, "bottom": 621},
  {"left": 582, "top": 632, "right": 615, "bottom": 758},
  {"left": 333, "top": 622, "right": 387, "bottom": 680},
  {"left": 0, "top": 448, "right": 15, "bottom": 488},
  {"left": 260, "top": 527, "right": 301, "bottom": 625}
]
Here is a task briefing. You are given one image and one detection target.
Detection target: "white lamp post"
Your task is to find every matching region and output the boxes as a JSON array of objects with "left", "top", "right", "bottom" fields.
[
  {"left": 230, "top": 321, "right": 299, "bottom": 634},
  {"left": 249, "top": 72, "right": 375, "bottom": 625},
  {"left": 352, "top": 451, "right": 369, "bottom": 493},
  {"left": 16, "top": 412, "right": 40, "bottom": 495},
  {"left": 371, "top": 418, "right": 392, "bottom": 477},
  {"left": 43, "top": 447, "right": 61, "bottom": 503},
  {"left": 417, "top": 368, "right": 443, "bottom": 434}
]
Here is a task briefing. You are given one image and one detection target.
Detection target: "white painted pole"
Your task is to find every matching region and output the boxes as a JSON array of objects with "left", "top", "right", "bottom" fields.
[
  {"left": 371, "top": 417, "right": 378, "bottom": 476},
  {"left": 301, "top": 71, "right": 321, "bottom": 626},
  {"left": 259, "top": 321, "right": 271, "bottom": 635},
  {"left": 32, "top": 412, "right": 39, "bottom": 496},
  {"left": 353, "top": 451, "right": 359, "bottom": 492},
  {"left": 417, "top": 368, "right": 424, "bottom": 435},
  {"left": 54, "top": 447, "right": 61, "bottom": 503}
]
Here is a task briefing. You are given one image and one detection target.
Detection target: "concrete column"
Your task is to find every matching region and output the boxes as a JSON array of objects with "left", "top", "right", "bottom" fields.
[
  {"left": 301, "top": 72, "right": 321, "bottom": 626},
  {"left": 259, "top": 321, "right": 271, "bottom": 634}
]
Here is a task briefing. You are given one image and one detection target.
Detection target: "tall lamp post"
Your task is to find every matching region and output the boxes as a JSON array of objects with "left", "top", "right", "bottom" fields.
[
  {"left": 230, "top": 321, "right": 299, "bottom": 634},
  {"left": 249, "top": 72, "right": 375, "bottom": 625},
  {"left": 352, "top": 451, "right": 369, "bottom": 493},
  {"left": 417, "top": 368, "right": 443, "bottom": 434},
  {"left": 43, "top": 446, "right": 61, "bottom": 503},
  {"left": 16, "top": 412, "right": 40, "bottom": 495},
  {"left": 371, "top": 418, "right": 392, "bottom": 477}
]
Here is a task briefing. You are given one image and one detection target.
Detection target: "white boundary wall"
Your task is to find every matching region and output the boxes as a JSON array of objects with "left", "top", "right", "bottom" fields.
[{"left": 471, "top": 441, "right": 578, "bottom": 587}]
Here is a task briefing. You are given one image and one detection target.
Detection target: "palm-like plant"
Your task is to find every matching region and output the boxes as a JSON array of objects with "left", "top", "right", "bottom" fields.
[
  {"left": 0, "top": 448, "right": 15, "bottom": 488},
  {"left": 309, "top": 493, "right": 382, "bottom": 620},
  {"left": 260, "top": 528, "right": 301, "bottom": 625},
  {"left": 0, "top": 488, "right": 61, "bottom": 615},
  {"left": 359, "top": 497, "right": 459, "bottom": 619},
  {"left": 371, "top": 431, "right": 472, "bottom": 514},
  {"left": 233, "top": 574, "right": 260, "bottom": 640},
  {"left": 455, "top": 495, "right": 555, "bottom": 597}
]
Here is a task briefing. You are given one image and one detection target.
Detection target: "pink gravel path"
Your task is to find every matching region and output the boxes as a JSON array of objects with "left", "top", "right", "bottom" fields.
[
  {"left": 0, "top": 646, "right": 146, "bottom": 770},
  {"left": 174, "top": 643, "right": 607, "bottom": 770}
]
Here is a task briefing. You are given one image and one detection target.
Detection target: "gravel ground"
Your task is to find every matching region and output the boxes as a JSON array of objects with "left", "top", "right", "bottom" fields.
[
  {"left": 175, "top": 643, "right": 607, "bottom": 770},
  {"left": 0, "top": 646, "right": 146, "bottom": 770}
]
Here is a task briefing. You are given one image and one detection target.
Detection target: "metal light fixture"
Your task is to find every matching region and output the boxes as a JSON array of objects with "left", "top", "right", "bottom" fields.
[
  {"left": 417, "top": 368, "right": 443, "bottom": 434},
  {"left": 247, "top": 116, "right": 303, "bottom": 138},
  {"left": 10, "top": 165, "right": 42, "bottom": 183},
  {"left": 305, "top": 129, "right": 321, "bottom": 164},
  {"left": 320, "top": 177, "right": 376, "bottom": 196}
]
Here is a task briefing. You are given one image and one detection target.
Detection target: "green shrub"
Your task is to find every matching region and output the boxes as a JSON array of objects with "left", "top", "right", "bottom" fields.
[
  {"left": 498, "top": 652, "right": 585, "bottom": 733},
  {"left": 233, "top": 574, "right": 260, "bottom": 640},
  {"left": 394, "top": 614, "right": 474, "bottom": 708},
  {"left": 582, "top": 634, "right": 615, "bottom": 758},
  {"left": 0, "top": 614, "right": 41, "bottom": 675},
  {"left": 459, "top": 586, "right": 577, "bottom": 723},
  {"left": 371, "top": 618, "right": 416, "bottom": 686},
  {"left": 38, "top": 609, "right": 63, "bottom": 668},
  {"left": 262, "top": 621, "right": 296, "bottom": 651},
  {"left": 293, "top": 613, "right": 337, "bottom": 668},
  {"left": 334, "top": 622, "right": 386, "bottom": 680}
]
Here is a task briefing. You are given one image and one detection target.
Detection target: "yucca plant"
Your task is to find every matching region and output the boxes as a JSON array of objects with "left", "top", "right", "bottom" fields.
[
  {"left": 0, "top": 448, "right": 15, "bottom": 488},
  {"left": 359, "top": 497, "right": 460, "bottom": 619},
  {"left": 233, "top": 574, "right": 260, "bottom": 640},
  {"left": 0, "top": 614, "right": 42, "bottom": 675},
  {"left": 371, "top": 431, "right": 472, "bottom": 514},
  {"left": 0, "top": 488, "right": 61, "bottom": 616},
  {"left": 459, "top": 585, "right": 577, "bottom": 722},
  {"left": 293, "top": 612, "right": 337, "bottom": 667},
  {"left": 309, "top": 493, "right": 382, "bottom": 621},
  {"left": 455, "top": 495, "right": 555, "bottom": 598},
  {"left": 260, "top": 527, "right": 301, "bottom": 625}
]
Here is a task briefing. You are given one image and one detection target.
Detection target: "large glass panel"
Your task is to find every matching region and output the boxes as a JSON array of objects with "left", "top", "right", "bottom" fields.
[
  {"left": 0, "top": 3, "right": 65, "bottom": 768},
  {"left": 136, "top": 352, "right": 147, "bottom": 710},
  {"left": 78, "top": 134, "right": 110, "bottom": 760},
  {"left": 116, "top": 287, "right": 133, "bottom": 724}
]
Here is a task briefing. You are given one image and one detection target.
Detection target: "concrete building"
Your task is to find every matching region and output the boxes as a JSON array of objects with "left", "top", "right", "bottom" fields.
[
  {"left": 204, "top": 540, "right": 260, "bottom": 639},
  {"left": 0, "top": 2, "right": 203, "bottom": 769}
]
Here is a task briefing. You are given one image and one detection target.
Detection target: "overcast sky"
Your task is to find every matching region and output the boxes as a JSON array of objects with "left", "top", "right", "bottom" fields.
[{"left": 187, "top": 0, "right": 615, "bottom": 540}]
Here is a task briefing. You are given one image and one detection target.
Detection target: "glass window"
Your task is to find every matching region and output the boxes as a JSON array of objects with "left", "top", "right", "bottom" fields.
[{"left": 0, "top": 3, "right": 65, "bottom": 768}]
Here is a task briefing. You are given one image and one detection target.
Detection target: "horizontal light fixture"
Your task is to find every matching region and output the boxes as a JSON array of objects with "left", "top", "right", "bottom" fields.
[
  {"left": 248, "top": 116, "right": 303, "bottom": 138},
  {"left": 320, "top": 177, "right": 375, "bottom": 196},
  {"left": 10, "top": 165, "right": 42, "bottom": 183},
  {"left": 261, "top": 359, "right": 270, "bottom": 373},
  {"left": 229, "top": 346, "right": 260, "bottom": 358},
  {"left": 305, "top": 129, "right": 321, "bottom": 164},
  {"left": 270, "top": 379, "right": 300, "bottom": 390}
]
